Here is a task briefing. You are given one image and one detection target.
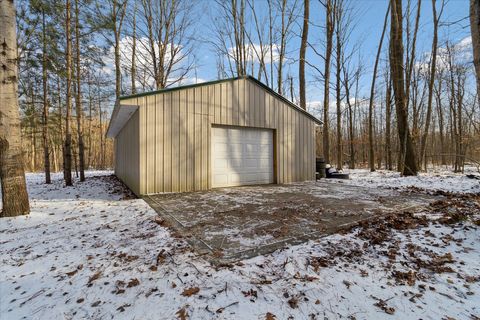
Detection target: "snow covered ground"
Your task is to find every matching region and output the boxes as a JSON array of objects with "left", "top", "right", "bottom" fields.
[
  {"left": 332, "top": 167, "right": 480, "bottom": 194},
  {"left": 1, "top": 170, "right": 479, "bottom": 319}
]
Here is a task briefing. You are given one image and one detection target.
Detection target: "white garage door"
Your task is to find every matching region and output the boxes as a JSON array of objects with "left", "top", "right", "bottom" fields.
[{"left": 211, "top": 126, "right": 274, "bottom": 188}]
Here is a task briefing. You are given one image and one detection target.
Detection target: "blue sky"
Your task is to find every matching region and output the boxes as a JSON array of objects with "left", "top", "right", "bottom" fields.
[{"left": 187, "top": 0, "right": 472, "bottom": 107}]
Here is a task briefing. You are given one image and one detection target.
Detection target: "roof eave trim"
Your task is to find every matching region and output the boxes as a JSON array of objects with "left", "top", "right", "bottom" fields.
[{"left": 106, "top": 102, "right": 139, "bottom": 138}]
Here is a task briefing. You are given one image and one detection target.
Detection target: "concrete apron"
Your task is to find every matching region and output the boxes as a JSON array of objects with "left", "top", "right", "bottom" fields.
[{"left": 143, "top": 181, "right": 441, "bottom": 265}]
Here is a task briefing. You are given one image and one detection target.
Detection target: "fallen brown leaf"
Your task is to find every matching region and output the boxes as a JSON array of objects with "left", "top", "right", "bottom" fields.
[
  {"left": 127, "top": 278, "right": 140, "bottom": 288},
  {"left": 88, "top": 271, "right": 102, "bottom": 284},
  {"left": 176, "top": 307, "right": 188, "bottom": 320},
  {"left": 181, "top": 287, "right": 200, "bottom": 297},
  {"left": 265, "top": 312, "right": 276, "bottom": 320}
]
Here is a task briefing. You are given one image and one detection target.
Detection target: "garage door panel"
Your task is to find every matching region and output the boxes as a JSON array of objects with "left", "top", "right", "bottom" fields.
[
  {"left": 243, "top": 158, "right": 258, "bottom": 168},
  {"left": 213, "top": 158, "right": 228, "bottom": 168},
  {"left": 213, "top": 174, "right": 228, "bottom": 186},
  {"left": 212, "top": 126, "right": 274, "bottom": 188},
  {"left": 259, "top": 144, "right": 272, "bottom": 155},
  {"left": 257, "top": 158, "right": 272, "bottom": 168},
  {"left": 245, "top": 143, "right": 258, "bottom": 153}
]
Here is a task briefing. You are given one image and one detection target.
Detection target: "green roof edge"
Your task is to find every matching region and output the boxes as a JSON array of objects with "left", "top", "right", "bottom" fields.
[{"left": 118, "top": 75, "right": 322, "bottom": 125}]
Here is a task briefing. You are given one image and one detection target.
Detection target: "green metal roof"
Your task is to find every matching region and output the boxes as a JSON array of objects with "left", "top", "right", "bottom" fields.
[{"left": 119, "top": 75, "right": 322, "bottom": 125}]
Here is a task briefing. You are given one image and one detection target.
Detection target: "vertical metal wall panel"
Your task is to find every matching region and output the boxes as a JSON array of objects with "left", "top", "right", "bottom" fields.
[
  {"left": 155, "top": 94, "right": 164, "bottom": 193},
  {"left": 201, "top": 86, "right": 209, "bottom": 190},
  {"left": 186, "top": 88, "right": 195, "bottom": 191},
  {"left": 163, "top": 93, "right": 172, "bottom": 192},
  {"left": 179, "top": 90, "right": 187, "bottom": 192},
  {"left": 194, "top": 87, "right": 202, "bottom": 190},
  {"left": 238, "top": 79, "right": 245, "bottom": 126},
  {"left": 114, "top": 109, "right": 140, "bottom": 195},
  {"left": 114, "top": 77, "right": 318, "bottom": 195},
  {"left": 247, "top": 81, "right": 254, "bottom": 127},
  {"left": 278, "top": 99, "right": 284, "bottom": 183},
  {"left": 232, "top": 80, "right": 239, "bottom": 125},
  {"left": 146, "top": 95, "right": 156, "bottom": 193},
  {"left": 171, "top": 91, "right": 180, "bottom": 192}
]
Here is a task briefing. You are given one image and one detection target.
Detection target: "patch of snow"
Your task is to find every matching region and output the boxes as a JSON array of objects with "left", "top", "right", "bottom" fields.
[{"left": 330, "top": 168, "right": 480, "bottom": 194}]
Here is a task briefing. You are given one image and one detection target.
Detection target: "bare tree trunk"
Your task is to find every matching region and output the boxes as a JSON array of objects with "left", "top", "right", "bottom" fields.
[
  {"left": 323, "top": 0, "right": 334, "bottom": 163},
  {"left": 75, "top": 0, "right": 85, "bottom": 181},
  {"left": 389, "top": 0, "right": 418, "bottom": 176},
  {"left": 29, "top": 88, "right": 37, "bottom": 171},
  {"left": 267, "top": 0, "right": 274, "bottom": 87},
  {"left": 299, "top": 0, "right": 309, "bottom": 110},
  {"left": 343, "top": 64, "right": 359, "bottom": 169},
  {"left": 112, "top": 0, "right": 126, "bottom": 98},
  {"left": 51, "top": 136, "right": 58, "bottom": 172},
  {"left": 456, "top": 73, "right": 465, "bottom": 172},
  {"left": 275, "top": 0, "right": 297, "bottom": 94},
  {"left": 87, "top": 72, "right": 92, "bottom": 168},
  {"left": 434, "top": 76, "right": 446, "bottom": 165},
  {"left": 0, "top": 0, "right": 30, "bottom": 216},
  {"left": 420, "top": 0, "right": 442, "bottom": 170},
  {"left": 335, "top": 1, "right": 342, "bottom": 170},
  {"left": 385, "top": 74, "right": 393, "bottom": 170},
  {"left": 42, "top": 10, "right": 51, "bottom": 184},
  {"left": 471, "top": 0, "right": 480, "bottom": 105},
  {"left": 368, "top": 3, "right": 390, "bottom": 172},
  {"left": 114, "top": 0, "right": 121, "bottom": 97},
  {"left": 404, "top": 0, "right": 421, "bottom": 110},
  {"left": 99, "top": 101, "right": 105, "bottom": 169},
  {"left": 131, "top": 0, "right": 137, "bottom": 94},
  {"left": 64, "top": 0, "right": 73, "bottom": 186}
]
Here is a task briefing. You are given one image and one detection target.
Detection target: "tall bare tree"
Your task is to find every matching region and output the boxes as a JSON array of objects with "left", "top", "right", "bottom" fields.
[
  {"left": 385, "top": 71, "right": 393, "bottom": 170},
  {"left": 0, "top": 0, "right": 30, "bottom": 216},
  {"left": 138, "top": 0, "right": 195, "bottom": 89},
  {"left": 75, "top": 0, "right": 85, "bottom": 181},
  {"left": 404, "top": 0, "right": 421, "bottom": 111},
  {"left": 420, "top": 0, "right": 444, "bottom": 169},
  {"left": 322, "top": 0, "right": 335, "bottom": 163},
  {"left": 299, "top": 0, "right": 309, "bottom": 110},
  {"left": 276, "top": 0, "right": 298, "bottom": 95},
  {"left": 389, "top": 0, "right": 418, "bottom": 176},
  {"left": 131, "top": 0, "right": 137, "bottom": 94},
  {"left": 98, "top": 0, "right": 128, "bottom": 98},
  {"left": 334, "top": 0, "right": 343, "bottom": 170},
  {"left": 367, "top": 3, "right": 390, "bottom": 172},
  {"left": 471, "top": 0, "right": 480, "bottom": 103},
  {"left": 64, "top": 0, "right": 73, "bottom": 186},
  {"left": 41, "top": 7, "right": 51, "bottom": 184}
]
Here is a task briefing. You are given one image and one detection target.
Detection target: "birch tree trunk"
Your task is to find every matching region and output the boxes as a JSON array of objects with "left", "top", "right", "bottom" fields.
[
  {"left": 75, "top": 0, "right": 85, "bottom": 181},
  {"left": 0, "top": 0, "right": 30, "bottom": 217}
]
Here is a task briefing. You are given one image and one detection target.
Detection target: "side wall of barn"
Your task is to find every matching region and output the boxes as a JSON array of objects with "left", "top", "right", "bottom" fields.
[{"left": 114, "top": 110, "right": 141, "bottom": 195}]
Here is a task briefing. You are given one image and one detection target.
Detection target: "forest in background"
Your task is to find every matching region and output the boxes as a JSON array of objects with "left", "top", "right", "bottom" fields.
[{"left": 11, "top": 0, "right": 480, "bottom": 178}]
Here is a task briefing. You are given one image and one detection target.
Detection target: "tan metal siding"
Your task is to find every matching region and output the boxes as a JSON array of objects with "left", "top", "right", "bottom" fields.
[
  {"left": 114, "top": 109, "right": 140, "bottom": 195},
  {"left": 119, "top": 77, "right": 317, "bottom": 194}
]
